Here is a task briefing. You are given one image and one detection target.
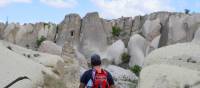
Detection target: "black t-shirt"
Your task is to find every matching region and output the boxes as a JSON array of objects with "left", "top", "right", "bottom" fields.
[{"left": 80, "top": 69, "right": 114, "bottom": 86}]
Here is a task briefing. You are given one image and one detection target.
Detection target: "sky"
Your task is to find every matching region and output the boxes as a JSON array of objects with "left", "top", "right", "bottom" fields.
[{"left": 0, "top": 0, "right": 199, "bottom": 24}]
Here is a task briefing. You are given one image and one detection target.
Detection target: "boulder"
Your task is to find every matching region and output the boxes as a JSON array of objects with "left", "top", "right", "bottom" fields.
[
  {"left": 56, "top": 14, "right": 81, "bottom": 47},
  {"left": 38, "top": 40, "right": 62, "bottom": 56},
  {"left": 0, "top": 40, "right": 64, "bottom": 88},
  {"left": 146, "top": 35, "right": 161, "bottom": 55},
  {"left": 1, "top": 40, "right": 64, "bottom": 77},
  {"left": 139, "top": 64, "right": 200, "bottom": 88},
  {"left": 79, "top": 12, "right": 108, "bottom": 58},
  {"left": 106, "top": 40, "right": 125, "bottom": 65},
  {"left": 128, "top": 34, "right": 147, "bottom": 67},
  {"left": 144, "top": 42, "right": 200, "bottom": 71},
  {"left": 104, "top": 65, "right": 138, "bottom": 88}
]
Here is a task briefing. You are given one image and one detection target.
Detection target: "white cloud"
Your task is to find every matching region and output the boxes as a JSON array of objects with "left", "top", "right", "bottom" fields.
[
  {"left": 40, "top": 0, "right": 78, "bottom": 8},
  {"left": 0, "top": 0, "right": 31, "bottom": 7},
  {"left": 91, "top": 0, "right": 174, "bottom": 18}
]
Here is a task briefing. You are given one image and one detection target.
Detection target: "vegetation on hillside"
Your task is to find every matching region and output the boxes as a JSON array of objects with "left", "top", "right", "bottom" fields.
[
  {"left": 112, "top": 26, "right": 121, "bottom": 37},
  {"left": 121, "top": 52, "right": 130, "bottom": 63},
  {"left": 36, "top": 36, "right": 46, "bottom": 48}
]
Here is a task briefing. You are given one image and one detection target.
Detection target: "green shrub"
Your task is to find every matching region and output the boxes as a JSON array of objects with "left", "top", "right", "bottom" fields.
[
  {"left": 121, "top": 52, "right": 130, "bottom": 63},
  {"left": 130, "top": 65, "right": 142, "bottom": 76},
  {"left": 36, "top": 36, "right": 46, "bottom": 47},
  {"left": 184, "top": 9, "right": 190, "bottom": 14},
  {"left": 112, "top": 26, "right": 121, "bottom": 37}
]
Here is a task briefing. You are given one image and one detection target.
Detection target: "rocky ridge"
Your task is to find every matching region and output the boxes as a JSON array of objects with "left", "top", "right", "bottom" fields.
[{"left": 1, "top": 11, "right": 200, "bottom": 88}]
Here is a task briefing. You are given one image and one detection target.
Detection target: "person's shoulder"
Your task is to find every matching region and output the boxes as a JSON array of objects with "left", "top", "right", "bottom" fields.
[
  {"left": 103, "top": 69, "right": 110, "bottom": 74},
  {"left": 82, "top": 69, "right": 93, "bottom": 76}
]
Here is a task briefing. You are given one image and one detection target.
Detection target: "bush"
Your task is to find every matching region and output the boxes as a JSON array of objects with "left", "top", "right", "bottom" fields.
[
  {"left": 130, "top": 65, "right": 142, "bottom": 76},
  {"left": 36, "top": 36, "right": 46, "bottom": 47},
  {"left": 184, "top": 9, "right": 190, "bottom": 14},
  {"left": 112, "top": 26, "right": 121, "bottom": 37},
  {"left": 121, "top": 52, "right": 130, "bottom": 63}
]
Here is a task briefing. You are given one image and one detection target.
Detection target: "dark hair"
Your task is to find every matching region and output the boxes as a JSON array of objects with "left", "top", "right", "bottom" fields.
[{"left": 91, "top": 54, "right": 101, "bottom": 66}]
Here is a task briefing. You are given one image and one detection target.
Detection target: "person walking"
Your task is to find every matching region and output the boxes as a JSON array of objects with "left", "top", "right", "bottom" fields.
[{"left": 79, "top": 54, "right": 115, "bottom": 88}]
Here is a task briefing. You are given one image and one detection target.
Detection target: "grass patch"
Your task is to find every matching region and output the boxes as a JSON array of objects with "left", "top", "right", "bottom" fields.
[
  {"left": 130, "top": 65, "right": 142, "bottom": 77},
  {"left": 36, "top": 36, "right": 46, "bottom": 48},
  {"left": 112, "top": 26, "right": 121, "bottom": 37},
  {"left": 121, "top": 52, "right": 130, "bottom": 63}
]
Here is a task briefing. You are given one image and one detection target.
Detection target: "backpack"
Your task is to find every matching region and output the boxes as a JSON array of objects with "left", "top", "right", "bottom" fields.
[{"left": 92, "top": 69, "right": 110, "bottom": 88}]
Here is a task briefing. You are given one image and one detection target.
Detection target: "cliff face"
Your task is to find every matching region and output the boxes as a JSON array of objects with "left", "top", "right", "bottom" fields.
[{"left": 1, "top": 11, "right": 200, "bottom": 57}]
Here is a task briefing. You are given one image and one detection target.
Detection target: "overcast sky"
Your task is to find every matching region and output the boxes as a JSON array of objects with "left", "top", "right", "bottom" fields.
[{"left": 0, "top": 0, "right": 199, "bottom": 23}]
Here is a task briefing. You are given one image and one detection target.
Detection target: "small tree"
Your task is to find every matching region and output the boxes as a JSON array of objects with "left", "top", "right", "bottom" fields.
[
  {"left": 112, "top": 26, "right": 121, "bottom": 37},
  {"left": 121, "top": 52, "right": 130, "bottom": 63},
  {"left": 184, "top": 9, "right": 190, "bottom": 14},
  {"left": 130, "top": 65, "right": 142, "bottom": 76},
  {"left": 36, "top": 36, "right": 46, "bottom": 47}
]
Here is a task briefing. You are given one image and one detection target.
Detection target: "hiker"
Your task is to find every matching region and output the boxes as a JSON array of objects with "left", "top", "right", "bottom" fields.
[{"left": 79, "top": 54, "right": 115, "bottom": 88}]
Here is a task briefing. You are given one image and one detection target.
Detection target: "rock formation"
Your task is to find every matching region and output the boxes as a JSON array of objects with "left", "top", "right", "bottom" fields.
[
  {"left": 79, "top": 12, "right": 108, "bottom": 58},
  {"left": 38, "top": 40, "right": 62, "bottom": 56},
  {"left": 106, "top": 40, "right": 125, "bottom": 65},
  {"left": 2, "top": 11, "right": 200, "bottom": 88},
  {"left": 139, "top": 64, "right": 200, "bottom": 88},
  {"left": 56, "top": 14, "right": 81, "bottom": 47},
  {"left": 128, "top": 34, "right": 147, "bottom": 67}
]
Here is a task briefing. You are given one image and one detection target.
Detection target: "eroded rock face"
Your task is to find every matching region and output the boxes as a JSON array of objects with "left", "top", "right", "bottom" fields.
[
  {"left": 61, "top": 42, "right": 80, "bottom": 88},
  {"left": 0, "top": 22, "right": 5, "bottom": 39},
  {"left": 35, "top": 22, "right": 57, "bottom": 41},
  {"left": 192, "top": 27, "right": 200, "bottom": 44},
  {"left": 142, "top": 18, "right": 161, "bottom": 41},
  {"left": 139, "top": 64, "right": 200, "bottom": 88},
  {"left": 128, "top": 34, "right": 147, "bottom": 67},
  {"left": 79, "top": 12, "right": 108, "bottom": 58},
  {"left": 168, "top": 14, "right": 188, "bottom": 44},
  {"left": 15, "top": 23, "right": 37, "bottom": 50},
  {"left": 38, "top": 40, "right": 62, "bottom": 56},
  {"left": 56, "top": 14, "right": 81, "bottom": 47},
  {"left": 3, "top": 23, "right": 20, "bottom": 44}
]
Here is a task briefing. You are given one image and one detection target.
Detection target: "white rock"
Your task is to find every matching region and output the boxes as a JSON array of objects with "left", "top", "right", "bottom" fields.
[
  {"left": 1, "top": 40, "right": 64, "bottom": 76},
  {"left": 146, "top": 35, "right": 161, "bottom": 55},
  {"left": 105, "top": 65, "right": 138, "bottom": 88},
  {"left": 142, "top": 18, "right": 161, "bottom": 41},
  {"left": 38, "top": 40, "right": 62, "bottom": 56},
  {"left": 106, "top": 40, "right": 125, "bottom": 65},
  {"left": 0, "top": 41, "right": 44, "bottom": 88},
  {"left": 139, "top": 64, "right": 200, "bottom": 88},
  {"left": 168, "top": 14, "right": 188, "bottom": 44},
  {"left": 144, "top": 42, "right": 200, "bottom": 71},
  {"left": 128, "top": 34, "right": 147, "bottom": 67}
]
